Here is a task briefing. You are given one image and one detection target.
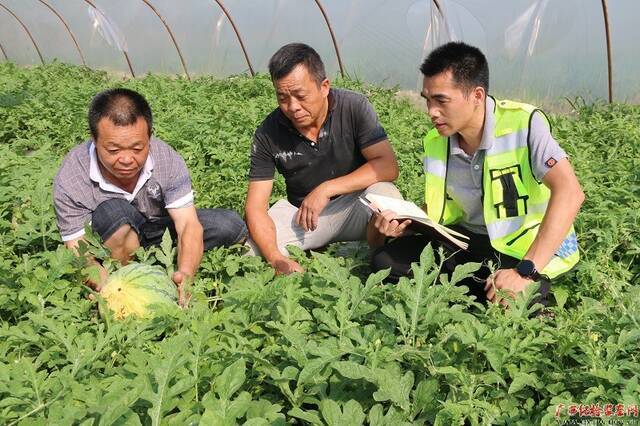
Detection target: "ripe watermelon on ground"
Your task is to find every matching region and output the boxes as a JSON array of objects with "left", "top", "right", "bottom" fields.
[{"left": 100, "top": 263, "right": 179, "bottom": 319}]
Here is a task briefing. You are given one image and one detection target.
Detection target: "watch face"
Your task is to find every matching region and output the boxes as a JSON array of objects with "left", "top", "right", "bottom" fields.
[{"left": 517, "top": 260, "right": 536, "bottom": 277}]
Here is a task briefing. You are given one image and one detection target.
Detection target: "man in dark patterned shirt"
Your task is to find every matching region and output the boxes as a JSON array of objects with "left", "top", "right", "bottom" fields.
[{"left": 245, "top": 43, "right": 402, "bottom": 274}]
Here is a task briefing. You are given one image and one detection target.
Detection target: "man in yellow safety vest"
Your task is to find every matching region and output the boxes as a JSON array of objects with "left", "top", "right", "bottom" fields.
[{"left": 369, "top": 42, "right": 584, "bottom": 305}]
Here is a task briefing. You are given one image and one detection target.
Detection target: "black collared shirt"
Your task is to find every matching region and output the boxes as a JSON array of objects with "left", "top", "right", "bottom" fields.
[{"left": 249, "top": 88, "right": 388, "bottom": 207}]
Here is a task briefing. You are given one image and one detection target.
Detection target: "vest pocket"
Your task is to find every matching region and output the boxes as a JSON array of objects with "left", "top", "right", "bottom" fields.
[{"left": 490, "top": 165, "right": 529, "bottom": 218}]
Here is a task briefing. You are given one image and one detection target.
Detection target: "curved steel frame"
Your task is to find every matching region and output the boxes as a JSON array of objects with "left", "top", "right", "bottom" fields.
[
  {"left": 432, "top": 0, "right": 443, "bottom": 15},
  {"left": 36, "top": 0, "right": 86, "bottom": 66},
  {"left": 139, "top": 0, "right": 190, "bottom": 80},
  {"left": 600, "top": 0, "right": 613, "bottom": 103},
  {"left": 82, "top": 0, "right": 135, "bottom": 78},
  {"left": 212, "top": 0, "right": 255, "bottom": 76},
  {"left": 0, "top": 2, "right": 44, "bottom": 64},
  {"left": 429, "top": 0, "right": 614, "bottom": 104},
  {"left": 0, "top": 0, "right": 618, "bottom": 101},
  {"left": 425, "top": 0, "right": 446, "bottom": 53},
  {"left": 313, "top": 0, "right": 344, "bottom": 78},
  {"left": 0, "top": 40, "right": 7, "bottom": 60}
]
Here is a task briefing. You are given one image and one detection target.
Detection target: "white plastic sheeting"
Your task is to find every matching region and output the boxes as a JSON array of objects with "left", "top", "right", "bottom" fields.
[{"left": 0, "top": 0, "right": 636, "bottom": 104}]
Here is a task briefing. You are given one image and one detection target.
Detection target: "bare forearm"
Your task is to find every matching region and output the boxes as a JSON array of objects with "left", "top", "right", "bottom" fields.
[
  {"left": 177, "top": 224, "right": 203, "bottom": 277},
  {"left": 246, "top": 208, "right": 284, "bottom": 262},
  {"left": 524, "top": 189, "right": 584, "bottom": 270}
]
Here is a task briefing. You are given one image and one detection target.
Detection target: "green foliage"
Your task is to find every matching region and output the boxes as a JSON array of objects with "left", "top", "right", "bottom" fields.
[{"left": 0, "top": 63, "right": 638, "bottom": 424}]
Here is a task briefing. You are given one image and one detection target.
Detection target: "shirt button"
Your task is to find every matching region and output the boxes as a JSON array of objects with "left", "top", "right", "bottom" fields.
[{"left": 473, "top": 164, "right": 480, "bottom": 170}]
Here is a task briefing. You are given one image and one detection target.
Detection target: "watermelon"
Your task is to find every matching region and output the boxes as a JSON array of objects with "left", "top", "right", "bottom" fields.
[{"left": 100, "top": 263, "right": 179, "bottom": 319}]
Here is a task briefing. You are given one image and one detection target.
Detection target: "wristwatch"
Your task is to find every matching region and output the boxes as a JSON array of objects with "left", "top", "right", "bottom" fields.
[{"left": 515, "top": 259, "right": 543, "bottom": 281}]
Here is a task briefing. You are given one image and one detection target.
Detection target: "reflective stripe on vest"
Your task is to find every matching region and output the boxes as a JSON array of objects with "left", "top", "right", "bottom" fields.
[{"left": 422, "top": 98, "right": 579, "bottom": 278}]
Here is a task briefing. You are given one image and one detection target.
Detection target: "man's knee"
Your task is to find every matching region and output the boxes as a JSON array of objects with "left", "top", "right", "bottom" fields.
[
  {"left": 103, "top": 223, "right": 141, "bottom": 263},
  {"left": 363, "top": 182, "right": 403, "bottom": 200},
  {"left": 197, "top": 208, "right": 248, "bottom": 250},
  {"left": 371, "top": 246, "right": 394, "bottom": 273},
  {"left": 92, "top": 199, "right": 145, "bottom": 242},
  {"left": 370, "top": 246, "right": 406, "bottom": 284}
]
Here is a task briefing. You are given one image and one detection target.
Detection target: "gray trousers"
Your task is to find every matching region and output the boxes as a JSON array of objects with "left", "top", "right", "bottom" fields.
[{"left": 246, "top": 182, "right": 402, "bottom": 256}]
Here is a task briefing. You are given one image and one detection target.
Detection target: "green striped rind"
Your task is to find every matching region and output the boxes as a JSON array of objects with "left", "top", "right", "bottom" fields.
[
  {"left": 110, "top": 263, "right": 167, "bottom": 283},
  {"left": 116, "top": 263, "right": 178, "bottom": 301},
  {"left": 102, "top": 263, "right": 179, "bottom": 318},
  {"left": 109, "top": 263, "right": 178, "bottom": 301}
]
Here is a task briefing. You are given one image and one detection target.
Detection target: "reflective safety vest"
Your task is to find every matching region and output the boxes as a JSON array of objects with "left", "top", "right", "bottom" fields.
[{"left": 422, "top": 98, "right": 579, "bottom": 278}]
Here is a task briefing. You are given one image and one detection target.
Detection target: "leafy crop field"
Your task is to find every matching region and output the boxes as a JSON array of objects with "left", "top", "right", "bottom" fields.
[{"left": 0, "top": 63, "right": 638, "bottom": 425}]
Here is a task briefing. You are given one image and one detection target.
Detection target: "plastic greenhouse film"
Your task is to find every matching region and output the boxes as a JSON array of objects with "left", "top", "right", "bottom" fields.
[{"left": 87, "top": 6, "right": 127, "bottom": 52}]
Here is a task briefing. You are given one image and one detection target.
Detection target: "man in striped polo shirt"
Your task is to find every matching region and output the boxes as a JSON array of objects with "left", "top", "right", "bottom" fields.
[{"left": 53, "top": 88, "right": 247, "bottom": 302}]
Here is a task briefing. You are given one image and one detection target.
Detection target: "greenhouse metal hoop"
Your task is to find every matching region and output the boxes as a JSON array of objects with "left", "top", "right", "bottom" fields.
[
  {"left": 36, "top": 0, "right": 86, "bottom": 66},
  {"left": 0, "top": 40, "right": 7, "bottom": 60},
  {"left": 429, "top": 0, "right": 614, "bottom": 103},
  {"left": 0, "top": 1, "right": 44, "bottom": 64},
  {"left": 139, "top": 0, "right": 190, "bottom": 80},
  {"left": 313, "top": 0, "right": 345, "bottom": 78},
  {"left": 432, "top": 0, "right": 443, "bottom": 14},
  {"left": 600, "top": 0, "right": 613, "bottom": 103},
  {"left": 0, "top": 1, "right": 617, "bottom": 103},
  {"left": 211, "top": 0, "right": 255, "bottom": 76},
  {"left": 81, "top": 0, "right": 136, "bottom": 77}
]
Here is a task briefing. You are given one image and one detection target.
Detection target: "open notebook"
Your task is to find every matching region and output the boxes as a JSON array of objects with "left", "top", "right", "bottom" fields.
[{"left": 360, "top": 193, "right": 469, "bottom": 250}]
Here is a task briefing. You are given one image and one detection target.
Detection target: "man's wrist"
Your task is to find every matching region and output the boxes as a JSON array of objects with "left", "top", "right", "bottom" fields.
[
  {"left": 318, "top": 180, "right": 335, "bottom": 198},
  {"left": 176, "top": 269, "right": 195, "bottom": 281},
  {"left": 264, "top": 250, "right": 287, "bottom": 266},
  {"left": 515, "top": 259, "right": 542, "bottom": 281}
]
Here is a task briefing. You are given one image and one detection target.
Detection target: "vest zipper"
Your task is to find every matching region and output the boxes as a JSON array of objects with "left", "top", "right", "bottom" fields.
[{"left": 505, "top": 223, "right": 540, "bottom": 246}]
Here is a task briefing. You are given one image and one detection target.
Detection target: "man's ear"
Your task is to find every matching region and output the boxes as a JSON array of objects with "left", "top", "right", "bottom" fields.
[
  {"left": 473, "top": 86, "right": 486, "bottom": 105},
  {"left": 320, "top": 78, "right": 330, "bottom": 97}
]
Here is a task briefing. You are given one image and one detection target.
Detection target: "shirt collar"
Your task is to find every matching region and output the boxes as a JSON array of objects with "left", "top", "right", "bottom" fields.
[
  {"left": 88, "top": 139, "right": 154, "bottom": 199},
  {"left": 450, "top": 96, "right": 496, "bottom": 155}
]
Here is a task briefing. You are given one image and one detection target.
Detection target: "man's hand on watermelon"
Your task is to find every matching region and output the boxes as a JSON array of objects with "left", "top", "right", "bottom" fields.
[
  {"left": 86, "top": 264, "right": 109, "bottom": 300},
  {"left": 172, "top": 271, "right": 192, "bottom": 307},
  {"left": 62, "top": 236, "right": 109, "bottom": 298}
]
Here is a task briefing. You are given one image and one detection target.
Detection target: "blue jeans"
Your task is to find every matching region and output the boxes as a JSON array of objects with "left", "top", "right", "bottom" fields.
[{"left": 91, "top": 199, "right": 247, "bottom": 250}]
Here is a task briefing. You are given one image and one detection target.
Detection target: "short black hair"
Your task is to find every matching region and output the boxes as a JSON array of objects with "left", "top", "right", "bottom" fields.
[
  {"left": 268, "top": 43, "right": 327, "bottom": 85},
  {"left": 88, "top": 88, "right": 152, "bottom": 140},
  {"left": 420, "top": 42, "right": 489, "bottom": 93}
]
